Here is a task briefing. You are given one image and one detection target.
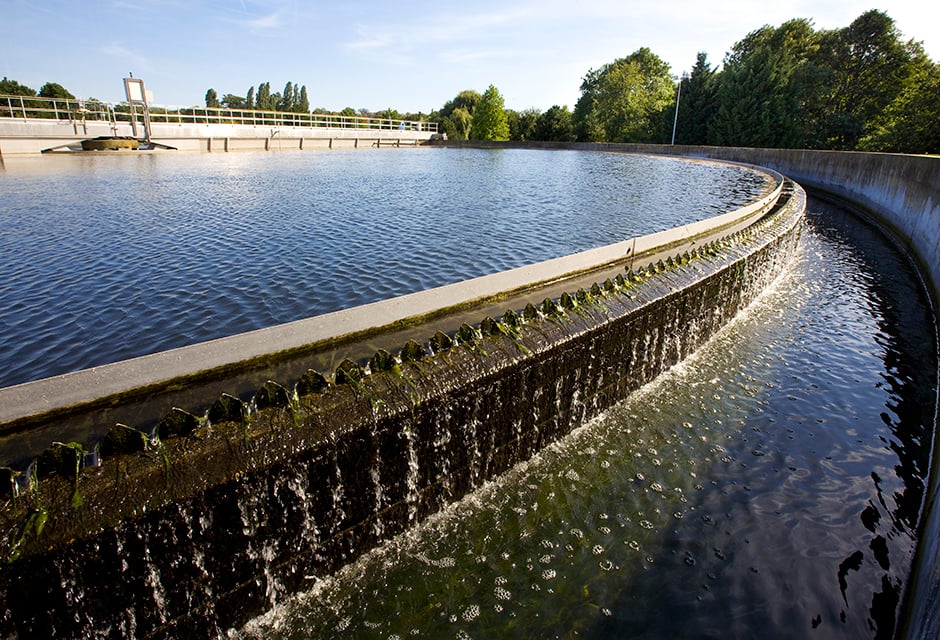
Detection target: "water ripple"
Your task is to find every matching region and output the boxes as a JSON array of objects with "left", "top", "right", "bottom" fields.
[{"left": 0, "top": 149, "right": 770, "bottom": 386}]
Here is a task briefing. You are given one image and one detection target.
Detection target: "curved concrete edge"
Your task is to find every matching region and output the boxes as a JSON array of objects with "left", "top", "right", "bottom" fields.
[{"left": 0, "top": 157, "right": 783, "bottom": 430}]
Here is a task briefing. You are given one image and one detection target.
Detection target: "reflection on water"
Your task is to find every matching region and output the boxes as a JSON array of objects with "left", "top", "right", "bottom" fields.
[
  {"left": 238, "top": 198, "right": 937, "bottom": 640},
  {"left": 0, "top": 149, "right": 768, "bottom": 388}
]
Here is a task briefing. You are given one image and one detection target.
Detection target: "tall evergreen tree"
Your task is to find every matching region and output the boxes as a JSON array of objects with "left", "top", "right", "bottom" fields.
[
  {"left": 279, "top": 81, "right": 294, "bottom": 111},
  {"left": 298, "top": 85, "right": 310, "bottom": 113},
  {"left": 709, "top": 20, "right": 813, "bottom": 148},
  {"left": 205, "top": 88, "right": 220, "bottom": 108},
  {"left": 673, "top": 53, "right": 717, "bottom": 145},
  {"left": 246, "top": 86, "right": 255, "bottom": 109},
  {"left": 255, "top": 82, "right": 273, "bottom": 111}
]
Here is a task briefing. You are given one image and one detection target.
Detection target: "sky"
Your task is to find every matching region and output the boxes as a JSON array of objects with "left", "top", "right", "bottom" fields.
[{"left": 3, "top": 1, "right": 938, "bottom": 114}]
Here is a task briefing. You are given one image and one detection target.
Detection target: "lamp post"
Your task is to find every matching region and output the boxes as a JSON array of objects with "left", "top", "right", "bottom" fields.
[{"left": 671, "top": 72, "right": 688, "bottom": 145}]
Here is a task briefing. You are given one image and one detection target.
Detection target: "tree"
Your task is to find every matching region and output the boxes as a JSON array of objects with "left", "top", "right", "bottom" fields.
[
  {"left": 0, "top": 77, "right": 36, "bottom": 96},
  {"left": 221, "top": 94, "right": 247, "bottom": 109},
  {"left": 573, "top": 48, "right": 675, "bottom": 142},
  {"left": 297, "top": 85, "right": 310, "bottom": 113},
  {"left": 509, "top": 108, "right": 540, "bottom": 141},
  {"left": 38, "top": 82, "right": 75, "bottom": 99},
  {"left": 279, "top": 81, "right": 293, "bottom": 112},
  {"left": 445, "top": 107, "right": 473, "bottom": 140},
  {"left": 709, "top": 20, "right": 815, "bottom": 148},
  {"left": 810, "top": 10, "right": 925, "bottom": 149},
  {"left": 710, "top": 44, "right": 800, "bottom": 147},
  {"left": 534, "top": 105, "right": 575, "bottom": 141},
  {"left": 205, "top": 88, "right": 220, "bottom": 108},
  {"left": 432, "top": 89, "right": 482, "bottom": 140},
  {"left": 672, "top": 53, "right": 717, "bottom": 145},
  {"left": 255, "top": 82, "right": 274, "bottom": 111},
  {"left": 470, "top": 85, "right": 510, "bottom": 141},
  {"left": 859, "top": 59, "right": 940, "bottom": 153},
  {"left": 246, "top": 86, "right": 255, "bottom": 109}
]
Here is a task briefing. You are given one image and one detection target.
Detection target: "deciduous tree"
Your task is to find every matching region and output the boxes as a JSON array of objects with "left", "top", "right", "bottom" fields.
[
  {"left": 38, "top": 82, "right": 75, "bottom": 99},
  {"left": 470, "top": 85, "right": 510, "bottom": 141},
  {"left": 534, "top": 105, "right": 575, "bottom": 141},
  {"left": 432, "top": 89, "right": 482, "bottom": 140},
  {"left": 509, "top": 107, "right": 540, "bottom": 141},
  {"left": 0, "top": 77, "right": 36, "bottom": 96},
  {"left": 859, "top": 59, "right": 940, "bottom": 153},
  {"left": 811, "top": 10, "right": 926, "bottom": 149},
  {"left": 221, "top": 94, "right": 247, "bottom": 109},
  {"left": 573, "top": 48, "right": 674, "bottom": 143}
]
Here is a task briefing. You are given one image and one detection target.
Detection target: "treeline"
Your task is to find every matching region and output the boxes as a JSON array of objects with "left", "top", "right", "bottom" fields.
[
  {"left": 0, "top": 77, "right": 75, "bottom": 100},
  {"left": 204, "top": 81, "right": 435, "bottom": 124},
  {"left": 431, "top": 87, "right": 574, "bottom": 143},
  {"left": 670, "top": 10, "right": 938, "bottom": 153},
  {"left": 5, "top": 9, "right": 935, "bottom": 152},
  {"left": 431, "top": 9, "right": 939, "bottom": 154},
  {"left": 205, "top": 81, "right": 310, "bottom": 113}
]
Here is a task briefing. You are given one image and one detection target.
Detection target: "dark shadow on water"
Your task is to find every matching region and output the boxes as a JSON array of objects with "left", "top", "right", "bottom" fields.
[{"left": 582, "top": 196, "right": 937, "bottom": 640}]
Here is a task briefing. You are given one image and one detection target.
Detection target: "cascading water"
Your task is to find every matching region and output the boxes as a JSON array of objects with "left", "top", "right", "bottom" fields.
[{"left": 237, "top": 196, "right": 937, "bottom": 639}]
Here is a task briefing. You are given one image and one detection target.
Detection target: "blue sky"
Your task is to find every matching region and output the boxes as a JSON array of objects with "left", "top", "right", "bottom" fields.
[{"left": 3, "top": 1, "right": 937, "bottom": 114}]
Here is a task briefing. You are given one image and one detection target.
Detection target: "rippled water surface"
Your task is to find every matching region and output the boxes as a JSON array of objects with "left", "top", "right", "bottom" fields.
[
  {"left": 0, "top": 149, "right": 767, "bottom": 388},
  {"left": 239, "top": 199, "right": 937, "bottom": 640}
]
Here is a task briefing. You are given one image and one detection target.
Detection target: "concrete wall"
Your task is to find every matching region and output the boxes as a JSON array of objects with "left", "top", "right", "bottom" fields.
[{"left": 651, "top": 146, "right": 939, "bottom": 306}]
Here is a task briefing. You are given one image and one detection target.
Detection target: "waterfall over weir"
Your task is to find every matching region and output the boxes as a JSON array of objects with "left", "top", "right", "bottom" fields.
[{"left": 0, "top": 167, "right": 804, "bottom": 638}]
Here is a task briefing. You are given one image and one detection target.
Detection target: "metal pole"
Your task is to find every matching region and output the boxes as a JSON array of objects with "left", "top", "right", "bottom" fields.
[{"left": 671, "top": 75, "right": 683, "bottom": 145}]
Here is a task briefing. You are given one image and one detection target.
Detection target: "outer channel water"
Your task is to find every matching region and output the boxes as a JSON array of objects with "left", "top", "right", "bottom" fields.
[{"left": 238, "top": 198, "right": 938, "bottom": 640}]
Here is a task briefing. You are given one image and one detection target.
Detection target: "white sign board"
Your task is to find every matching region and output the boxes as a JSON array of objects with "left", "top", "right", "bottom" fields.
[{"left": 124, "top": 78, "right": 147, "bottom": 103}]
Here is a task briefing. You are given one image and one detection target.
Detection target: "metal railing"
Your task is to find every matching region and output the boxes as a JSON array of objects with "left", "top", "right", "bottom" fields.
[{"left": 0, "top": 94, "right": 437, "bottom": 133}]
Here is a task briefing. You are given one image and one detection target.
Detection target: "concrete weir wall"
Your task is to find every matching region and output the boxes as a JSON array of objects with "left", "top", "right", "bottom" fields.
[{"left": 0, "top": 155, "right": 804, "bottom": 638}]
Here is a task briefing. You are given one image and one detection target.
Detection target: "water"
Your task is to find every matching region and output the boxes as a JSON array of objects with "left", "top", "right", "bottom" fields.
[
  {"left": 237, "top": 198, "right": 938, "bottom": 640},
  {"left": 0, "top": 148, "right": 769, "bottom": 388}
]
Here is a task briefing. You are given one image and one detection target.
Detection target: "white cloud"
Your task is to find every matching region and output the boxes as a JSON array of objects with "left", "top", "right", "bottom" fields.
[
  {"left": 240, "top": 10, "right": 282, "bottom": 30},
  {"left": 101, "top": 44, "right": 151, "bottom": 71}
]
